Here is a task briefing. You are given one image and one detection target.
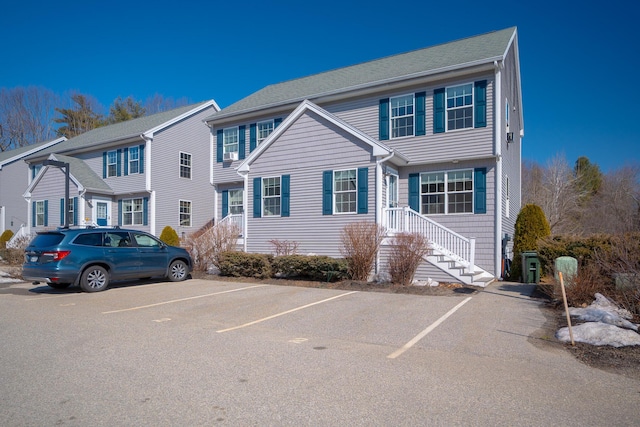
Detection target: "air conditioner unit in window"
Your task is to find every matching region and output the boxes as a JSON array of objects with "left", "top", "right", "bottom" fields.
[{"left": 223, "top": 152, "right": 238, "bottom": 161}]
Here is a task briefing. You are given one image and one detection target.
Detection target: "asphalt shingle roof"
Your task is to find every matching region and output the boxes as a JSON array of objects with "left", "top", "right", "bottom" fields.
[
  {"left": 215, "top": 27, "right": 516, "bottom": 118},
  {"left": 49, "top": 154, "right": 113, "bottom": 193},
  {"left": 0, "top": 138, "right": 65, "bottom": 164}
]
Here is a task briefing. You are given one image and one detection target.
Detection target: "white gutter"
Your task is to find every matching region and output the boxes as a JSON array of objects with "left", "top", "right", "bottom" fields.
[
  {"left": 494, "top": 61, "right": 503, "bottom": 279},
  {"left": 140, "top": 133, "right": 155, "bottom": 234}
]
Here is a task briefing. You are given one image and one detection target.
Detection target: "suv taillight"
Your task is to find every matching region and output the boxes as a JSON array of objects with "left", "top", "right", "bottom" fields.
[{"left": 43, "top": 251, "right": 71, "bottom": 261}]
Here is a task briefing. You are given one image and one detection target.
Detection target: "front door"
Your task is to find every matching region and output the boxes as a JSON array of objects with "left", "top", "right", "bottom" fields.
[{"left": 97, "top": 202, "right": 108, "bottom": 226}]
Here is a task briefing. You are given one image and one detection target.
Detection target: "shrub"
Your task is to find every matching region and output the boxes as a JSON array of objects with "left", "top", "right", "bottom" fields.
[
  {"left": 159, "top": 226, "right": 180, "bottom": 246},
  {"left": 387, "top": 232, "right": 431, "bottom": 286},
  {"left": 269, "top": 239, "right": 299, "bottom": 256},
  {"left": 0, "top": 248, "right": 25, "bottom": 265},
  {"left": 512, "top": 204, "right": 551, "bottom": 281},
  {"left": 340, "top": 221, "right": 385, "bottom": 281},
  {"left": 272, "top": 255, "right": 348, "bottom": 282},
  {"left": 0, "top": 229, "right": 14, "bottom": 248},
  {"left": 184, "top": 221, "right": 240, "bottom": 272},
  {"left": 217, "top": 251, "right": 273, "bottom": 279}
]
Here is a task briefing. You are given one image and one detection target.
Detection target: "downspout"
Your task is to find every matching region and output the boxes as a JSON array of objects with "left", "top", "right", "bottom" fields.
[
  {"left": 140, "top": 133, "right": 155, "bottom": 235},
  {"left": 242, "top": 172, "right": 249, "bottom": 252},
  {"left": 375, "top": 151, "right": 395, "bottom": 275},
  {"left": 494, "top": 61, "right": 503, "bottom": 279}
]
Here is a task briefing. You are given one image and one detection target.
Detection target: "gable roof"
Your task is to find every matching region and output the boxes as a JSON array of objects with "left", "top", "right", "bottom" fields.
[
  {"left": 237, "top": 100, "right": 409, "bottom": 174},
  {"left": 26, "top": 100, "right": 219, "bottom": 161},
  {"left": 25, "top": 153, "right": 113, "bottom": 197},
  {"left": 210, "top": 27, "right": 517, "bottom": 121},
  {"left": 0, "top": 137, "right": 67, "bottom": 169}
]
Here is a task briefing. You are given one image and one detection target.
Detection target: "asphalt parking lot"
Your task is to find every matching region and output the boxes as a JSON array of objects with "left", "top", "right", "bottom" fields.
[{"left": 1, "top": 278, "right": 638, "bottom": 426}]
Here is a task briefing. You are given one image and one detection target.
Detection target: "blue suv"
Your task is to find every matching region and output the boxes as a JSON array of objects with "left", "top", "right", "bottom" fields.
[{"left": 23, "top": 227, "right": 192, "bottom": 292}]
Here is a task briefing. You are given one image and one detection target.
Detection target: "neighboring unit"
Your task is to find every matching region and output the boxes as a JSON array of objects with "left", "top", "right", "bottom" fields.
[
  {"left": 0, "top": 137, "right": 67, "bottom": 235},
  {"left": 23, "top": 101, "right": 220, "bottom": 238},
  {"left": 205, "top": 27, "right": 523, "bottom": 285}
]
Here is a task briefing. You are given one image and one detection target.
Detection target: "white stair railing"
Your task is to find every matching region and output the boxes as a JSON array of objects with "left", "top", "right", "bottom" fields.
[
  {"left": 217, "top": 214, "right": 243, "bottom": 235},
  {"left": 6, "top": 224, "right": 31, "bottom": 249},
  {"left": 385, "top": 207, "right": 475, "bottom": 270}
]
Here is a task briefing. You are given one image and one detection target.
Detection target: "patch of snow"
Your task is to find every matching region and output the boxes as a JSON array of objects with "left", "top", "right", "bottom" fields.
[
  {"left": 556, "top": 293, "right": 640, "bottom": 347},
  {"left": 413, "top": 278, "right": 439, "bottom": 287}
]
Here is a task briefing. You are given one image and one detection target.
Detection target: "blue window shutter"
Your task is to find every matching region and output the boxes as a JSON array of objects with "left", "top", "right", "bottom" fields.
[
  {"left": 124, "top": 147, "right": 129, "bottom": 176},
  {"left": 474, "top": 168, "right": 487, "bottom": 214},
  {"left": 357, "top": 168, "right": 368, "bottom": 214},
  {"left": 60, "top": 198, "right": 65, "bottom": 225},
  {"left": 379, "top": 98, "right": 389, "bottom": 140},
  {"left": 102, "top": 152, "right": 107, "bottom": 178},
  {"left": 281, "top": 175, "right": 290, "bottom": 217},
  {"left": 222, "top": 190, "right": 229, "bottom": 217},
  {"left": 474, "top": 80, "right": 487, "bottom": 128},
  {"left": 249, "top": 123, "right": 257, "bottom": 152},
  {"left": 32, "top": 202, "right": 36, "bottom": 227},
  {"left": 415, "top": 92, "right": 426, "bottom": 136},
  {"left": 216, "top": 129, "right": 223, "bottom": 163},
  {"left": 253, "top": 177, "right": 262, "bottom": 218},
  {"left": 116, "top": 149, "right": 122, "bottom": 176},
  {"left": 31, "top": 166, "right": 36, "bottom": 180},
  {"left": 143, "top": 197, "right": 149, "bottom": 226},
  {"left": 238, "top": 125, "right": 246, "bottom": 160},
  {"left": 139, "top": 144, "right": 145, "bottom": 173},
  {"left": 73, "top": 197, "right": 78, "bottom": 225},
  {"left": 409, "top": 173, "right": 420, "bottom": 212},
  {"left": 43, "top": 200, "right": 48, "bottom": 227},
  {"left": 322, "top": 170, "right": 333, "bottom": 215},
  {"left": 118, "top": 200, "right": 123, "bottom": 226},
  {"left": 274, "top": 118, "right": 282, "bottom": 127},
  {"left": 434, "top": 88, "right": 445, "bottom": 133}
]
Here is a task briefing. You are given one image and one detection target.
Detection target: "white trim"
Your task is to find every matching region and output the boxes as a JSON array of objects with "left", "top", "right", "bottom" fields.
[
  {"left": 261, "top": 176, "right": 282, "bottom": 217},
  {"left": 495, "top": 63, "right": 503, "bottom": 279},
  {"left": 445, "top": 82, "right": 475, "bottom": 132},
  {"left": 143, "top": 100, "right": 220, "bottom": 138},
  {"left": 389, "top": 93, "right": 416, "bottom": 139},
  {"left": 179, "top": 151, "right": 192, "bottom": 180},
  {"left": 333, "top": 169, "right": 358, "bottom": 215},
  {"left": 179, "top": 199, "right": 193, "bottom": 227}
]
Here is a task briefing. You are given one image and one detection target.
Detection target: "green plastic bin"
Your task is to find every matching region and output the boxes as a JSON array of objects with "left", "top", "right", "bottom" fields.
[{"left": 521, "top": 251, "right": 540, "bottom": 284}]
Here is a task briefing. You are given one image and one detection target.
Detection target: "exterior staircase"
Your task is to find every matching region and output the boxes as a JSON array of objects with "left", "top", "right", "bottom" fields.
[{"left": 384, "top": 207, "right": 494, "bottom": 286}]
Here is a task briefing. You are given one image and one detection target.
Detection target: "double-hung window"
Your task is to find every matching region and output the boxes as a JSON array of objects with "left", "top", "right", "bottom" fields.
[
  {"left": 128, "top": 146, "right": 140, "bottom": 174},
  {"left": 122, "top": 198, "right": 144, "bottom": 225},
  {"left": 257, "top": 120, "right": 274, "bottom": 145},
  {"left": 180, "top": 152, "right": 192, "bottom": 179},
  {"left": 179, "top": 200, "right": 192, "bottom": 226},
  {"left": 223, "top": 127, "right": 239, "bottom": 155},
  {"left": 35, "top": 200, "right": 46, "bottom": 226},
  {"left": 229, "top": 189, "right": 243, "bottom": 215},
  {"left": 446, "top": 84, "right": 474, "bottom": 130},
  {"left": 334, "top": 169, "right": 357, "bottom": 214},
  {"left": 421, "top": 170, "right": 473, "bottom": 214},
  {"left": 390, "top": 94, "right": 414, "bottom": 138},
  {"left": 107, "top": 150, "right": 118, "bottom": 177},
  {"left": 262, "top": 177, "right": 281, "bottom": 216}
]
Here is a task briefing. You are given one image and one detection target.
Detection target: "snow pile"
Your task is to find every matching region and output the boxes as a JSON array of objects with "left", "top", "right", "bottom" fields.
[
  {"left": 0, "top": 270, "right": 22, "bottom": 284},
  {"left": 556, "top": 293, "right": 640, "bottom": 347}
]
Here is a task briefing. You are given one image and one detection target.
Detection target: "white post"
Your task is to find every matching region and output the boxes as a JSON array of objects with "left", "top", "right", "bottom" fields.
[{"left": 469, "top": 237, "right": 476, "bottom": 274}]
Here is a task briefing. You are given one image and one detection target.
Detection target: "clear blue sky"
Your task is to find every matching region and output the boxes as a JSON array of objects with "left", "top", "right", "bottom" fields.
[{"left": 2, "top": 0, "right": 638, "bottom": 172}]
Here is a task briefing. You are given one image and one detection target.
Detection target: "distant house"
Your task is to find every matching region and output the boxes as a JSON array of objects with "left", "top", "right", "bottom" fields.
[
  {"left": 205, "top": 27, "right": 523, "bottom": 285},
  {"left": 0, "top": 137, "right": 67, "bottom": 235},
  {"left": 23, "top": 101, "right": 220, "bottom": 237}
]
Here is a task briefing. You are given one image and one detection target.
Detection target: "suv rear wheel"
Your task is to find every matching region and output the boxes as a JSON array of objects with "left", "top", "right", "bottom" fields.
[{"left": 80, "top": 265, "right": 109, "bottom": 292}]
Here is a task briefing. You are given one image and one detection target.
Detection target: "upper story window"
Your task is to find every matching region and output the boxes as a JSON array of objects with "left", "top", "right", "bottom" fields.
[
  {"left": 334, "top": 169, "right": 357, "bottom": 214},
  {"left": 446, "top": 84, "right": 474, "bottom": 130},
  {"left": 421, "top": 170, "right": 473, "bottom": 214},
  {"left": 262, "top": 177, "right": 281, "bottom": 216},
  {"left": 257, "top": 120, "right": 274, "bottom": 145},
  {"left": 390, "top": 94, "right": 414, "bottom": 138},
  {"left": 128, "top": 146, "right": 140, "bottom": 174},
  {"left": 180, "top": 152, "right": 192, "bottom": 179},
  {"left": 223, "top": 127, "right": 239, "bottom": 154},
  {"left": 107, "top": 150, "right": 118, "bottom": 177}
]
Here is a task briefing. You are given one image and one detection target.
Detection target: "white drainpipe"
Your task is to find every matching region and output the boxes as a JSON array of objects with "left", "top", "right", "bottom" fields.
[{"left": 494, "top": 61, "right": 503, "bottom": 279}]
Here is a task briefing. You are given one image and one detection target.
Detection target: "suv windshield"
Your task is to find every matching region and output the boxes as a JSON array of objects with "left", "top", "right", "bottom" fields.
[{"left": 30, "top": 233, "right": 65, "bottom": 247}]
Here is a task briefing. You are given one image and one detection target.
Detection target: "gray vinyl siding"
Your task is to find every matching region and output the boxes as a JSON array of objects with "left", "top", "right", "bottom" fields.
[
  {"left": 246, "top": 110, "right": 376, "bottom": 257},
  {"left": 151, "top": 106, "right": 215, "bottom": 236},
  {"left": 397, "top": 159, "right": 496, "bottom": 274},
  {"left": 29, "top": 167, "right": 81, "bottom": 231},
  {"left": 0, "top": 161, "right": 31, "bottom": 233},
  {"left": 324, "top": 73, "right": 495, "bottom": 163},
  {"left": 75, "top": 144, "right": 146, "bottom": 194}
]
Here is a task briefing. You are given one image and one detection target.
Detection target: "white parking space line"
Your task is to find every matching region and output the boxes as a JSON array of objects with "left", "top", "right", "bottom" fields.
[
  {"left": 217, "top": 291, "right": 358, "bottom": 333},
  {"left": 102, "top": 285, "right": 268, "bottom": 314},
  {"left": 387, "top": 296, "right": 472, "bottom": 359}
]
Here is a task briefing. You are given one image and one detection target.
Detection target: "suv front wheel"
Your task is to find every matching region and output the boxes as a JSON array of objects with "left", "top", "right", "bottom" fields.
[
  {"left": 168, "top": 260, "right": 188, "bottom": 282},
  {"left": 80, "top": 265, "right": 109, "bottom": 292}
]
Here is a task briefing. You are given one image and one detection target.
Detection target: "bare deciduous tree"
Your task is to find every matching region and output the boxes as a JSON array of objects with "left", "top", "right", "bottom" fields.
[
  {"left": 0, "top": 86, "right": 59, "bottom": 151},
  {"left": 143, "top": 94, "right": 191, "bottom": 115}
]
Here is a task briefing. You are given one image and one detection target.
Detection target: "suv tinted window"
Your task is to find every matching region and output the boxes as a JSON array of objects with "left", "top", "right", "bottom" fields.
[
  {"left": 104, "top": 232, "right": 132, "bottom": 247},
  {"left": 133, "top": 232, "right": 161, "bottom": 247},
  {"left": 73, "top": 232, "right": 104, "bottom": 247},
  {"left": 30, "top": 233, "right": 65, "bottom": 247}
]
